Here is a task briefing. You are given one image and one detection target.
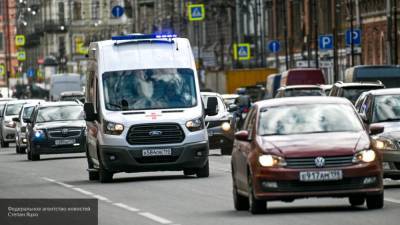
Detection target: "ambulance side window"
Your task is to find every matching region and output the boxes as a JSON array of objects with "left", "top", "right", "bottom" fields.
[
  {"left": 88, "top": 71, "right": 95, "bottom": 103},
  {"left": 95, "top": 78, "right": 99, "bottom": 113}
]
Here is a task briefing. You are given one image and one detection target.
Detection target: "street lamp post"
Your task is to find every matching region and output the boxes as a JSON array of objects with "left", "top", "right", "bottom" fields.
[
  {"left": 307, "top": 0, "right": 312, "bottom": 67},
  {"left": 3, "top": 0, "right": 12, "bottom": 97},
  {"left": 332, "top": 0, "right": 340, "bottom": 82},
  {"left": 393, "top": 0, "right": 398, "bottom": 64},
  {"left": 313, "top": 0, "right": 319, "bottom": 68},
  {"left": 349, "top": 0, "right": 355, "bottom": 67},
  {"left": 283, "top": 0, "right": 289, "bottom": 70}
]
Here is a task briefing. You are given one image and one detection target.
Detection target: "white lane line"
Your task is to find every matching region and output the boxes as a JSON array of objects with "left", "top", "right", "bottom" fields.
[
  {"left": 72, "top": 187, "right": 94, "bottom": 196},
  {"left": 42, "top": 177, "right": 75, "bottom": 188},
  {"left": 385, "top": 198, "right": 400, "bottom": 204},
  {"left": 42, "top": 177, "right": 56, "bottom": 182},
  {"left": 139, "top": 212, "right": 172, "bottom": 224},
  {"left": 93, "top": 194, "right": 112, "bottom": 203},
  {"left": 42, "top": 177, "right": 177, "bottom": 224},
  {"left": 54, "top": 181, "right": 75, "bottom": 188},
  {"left": 113, "top": 203, "right": 139, "bottom": 212}
]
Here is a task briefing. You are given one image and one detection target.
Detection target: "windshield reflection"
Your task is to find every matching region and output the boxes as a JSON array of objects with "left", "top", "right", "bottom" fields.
[
  {"left": 373, "top": 95, "right": 400, "bottom": 123},
  {"left": 258, "top": 104, "right": 363, "bottom": 136},
  {"left": 36, "top": 106, "right": 84, "bottom": 123},
  {"left": 102, "top": 68, "right": 197, "bottom": 111}
]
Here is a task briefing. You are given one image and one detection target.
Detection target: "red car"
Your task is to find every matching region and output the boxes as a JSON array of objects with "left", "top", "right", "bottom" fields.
[
  {"left": 280, "top": 68, "right": 325, "bottom": 86},
  {"left": 231, "top": 96, "right": 384, "bottom": 214}
]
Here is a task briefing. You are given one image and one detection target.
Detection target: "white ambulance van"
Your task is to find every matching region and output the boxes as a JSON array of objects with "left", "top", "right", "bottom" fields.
[{"left": 84, "top": 34, "right": 217, "bottom": 182}]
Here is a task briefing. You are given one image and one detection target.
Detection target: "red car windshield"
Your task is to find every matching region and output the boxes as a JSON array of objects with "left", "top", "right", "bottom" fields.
[{"left": 258, "top": 104, "right": 363, "bottom": 136}]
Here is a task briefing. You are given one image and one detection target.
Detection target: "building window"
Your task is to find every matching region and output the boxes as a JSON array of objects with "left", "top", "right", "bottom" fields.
[
  {"left": 0, "top": 32, "right": 3, "bottom": 51},
  {"left": 59, "top": 2, "right": 65, "bottom": 23},
  {"left": 92, "top": 0, "right": 100, "bottom": 20},
  {"left": 58, "top": 36, "right": 66, "bottom": 57},
  {"left": 73, "top": 1, "right": 82, "bottom": 20}
]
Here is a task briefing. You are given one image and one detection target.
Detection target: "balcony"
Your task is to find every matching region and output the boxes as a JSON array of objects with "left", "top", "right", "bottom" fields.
[
  {"left": 43, "top": 20, "right": 68, "bottom": 33},
  {"left": 24, "top": 33, "right": 41, "bottom": 47}
]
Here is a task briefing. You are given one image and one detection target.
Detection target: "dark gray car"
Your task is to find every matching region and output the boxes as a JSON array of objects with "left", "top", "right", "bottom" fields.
[{"left": 25, "top": 101, "right": 85, "bottom": 161}]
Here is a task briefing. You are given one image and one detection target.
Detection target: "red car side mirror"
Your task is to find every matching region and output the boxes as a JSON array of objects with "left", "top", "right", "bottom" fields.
[
  {"left": 369, "top": 124, "right": 384, "bottom": 135},
  {"left": 235, "top": 130, "right": 250, "bottom": 141}
]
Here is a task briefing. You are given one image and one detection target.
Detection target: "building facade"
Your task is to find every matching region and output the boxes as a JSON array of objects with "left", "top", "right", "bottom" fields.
[
  {"left": 17, "top": 0, "right": 135, "bottom": 82},
  {"left": 1, "top": 0, "right": 18, "bottom": 88},
  {"left": 14, "top": 0, "right": 400, "bottom": 86}
]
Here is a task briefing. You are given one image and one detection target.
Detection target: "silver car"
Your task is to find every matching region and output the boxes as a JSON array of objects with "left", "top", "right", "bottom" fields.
[
  {"left": 0, "top": 100, "right": 40, "bottom": 148},
  {"left": 356, "top": 88, "right": 400, "bottom": 179},
  {"left": 14, "top": 101, "right": 43, "bottom": 153}
]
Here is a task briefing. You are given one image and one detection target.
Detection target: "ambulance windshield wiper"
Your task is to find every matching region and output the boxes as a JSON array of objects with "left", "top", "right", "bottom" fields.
[{"left": 107, "top": 103, "right": 122, "bottom": 109}]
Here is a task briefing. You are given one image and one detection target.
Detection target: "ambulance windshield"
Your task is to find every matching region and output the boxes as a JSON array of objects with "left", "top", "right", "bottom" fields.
[{"left": 102, "top": 68, "right": 197, "bottom": 111}]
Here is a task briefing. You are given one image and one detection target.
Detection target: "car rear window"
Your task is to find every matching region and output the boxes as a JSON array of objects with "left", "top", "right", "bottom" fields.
[
  {"left": 6, "top": 103, "right": 24, "bottom": 116},
  {"left": 284, "top": 88, "right": 324, "bottom": 97},
  {"left": 342, "top": 86, "right": 383, "bottom": 104}
]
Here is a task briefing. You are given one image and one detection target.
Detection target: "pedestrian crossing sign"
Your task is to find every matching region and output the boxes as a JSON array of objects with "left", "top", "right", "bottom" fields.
[
  {"left": 188, "top": 4, "right": 205, "bottom": 21},
  {"left": 0, "top": 64, "right": 5, "bottom": 76},
  {"left": 234, "top": 43, "right": 251, "bottom": 60},
  {"left": 15, "top": 35, "right": 26, "bottom": 47},
  {"left": 16, "top": 50, "right": 26, "bottom": 61}
]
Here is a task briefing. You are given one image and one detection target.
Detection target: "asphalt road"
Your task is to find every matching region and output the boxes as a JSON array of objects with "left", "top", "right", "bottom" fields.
[{"left": 1, "top": 145, "right": 400, "bottom": 225}]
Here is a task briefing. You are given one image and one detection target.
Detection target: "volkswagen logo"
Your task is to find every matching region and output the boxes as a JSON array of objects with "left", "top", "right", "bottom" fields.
[
  {"left": 149, "top": 130, "right": 162, "bottom": 136},
  {"left": 62, "top": 128, "right": 69, "bottom": 135},
  {"left": 314, "top": 157, "right": 325, "bottom": 168}
]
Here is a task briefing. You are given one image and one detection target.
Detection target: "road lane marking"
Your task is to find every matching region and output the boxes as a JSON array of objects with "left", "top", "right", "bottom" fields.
[
  {"left": 93, "top": 194, "right": 112, "bottom": 203},
  {"left": 385, "top": 198, "right": 400, "bottom": 204},
  {"left": 42, "top": 177, "right": 75, "bottom": 188},
  {"left": 42, "top": 177, "right": 56, "bottom": 182},
  {"left": 41, "top": 177, "right": 177, "bottom": 224},
  {"left": 113, "top": 203, "right": 139, "bottom": 212},
  {"left": 72, "top": 187, "right": 94, "bottom": 196},
  {"left": 54, "top": 181, "right": 75, "bottom": 188},
  {"left": 139, "top": 212, "right": 172, "bottom": 224}
]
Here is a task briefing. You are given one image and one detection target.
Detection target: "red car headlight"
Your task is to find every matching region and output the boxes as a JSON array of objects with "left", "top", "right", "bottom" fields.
[
  {"left": 258, "top": 155, "right": 286, "bottom": 167},
  {"left": 353, "top": 149, "right": 376, "bottom": 163}
]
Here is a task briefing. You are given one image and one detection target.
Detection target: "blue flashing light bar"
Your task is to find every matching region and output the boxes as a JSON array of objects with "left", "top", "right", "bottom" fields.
[{"left": 112, "top": 34, "right": 178, "bottom": 41}]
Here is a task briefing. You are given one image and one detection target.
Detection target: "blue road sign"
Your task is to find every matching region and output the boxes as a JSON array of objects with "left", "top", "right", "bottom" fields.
[
  {"left": 268, "top": 40, "right": 281, "bottom": 53},
  {"left": 346, "top": 29, "right": 361, "bottom": 46},
  {"left": 319, "top": 35, "right": 333, "bottom": 50},
  {"left": 237, "top": 45, "right": 249, "bottom": 59},
  {"left": 188, "top": 4, "right": 205, "bottom": 21},
  {"left": 112, "top": 5, "right": 124, "bottom": 18},
  {"left": 27, "top": 68, "right": 35, "bottom": 78}
]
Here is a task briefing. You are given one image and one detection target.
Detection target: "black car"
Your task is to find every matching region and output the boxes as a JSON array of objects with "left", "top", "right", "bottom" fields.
[{"left": 24, "top": 101, "right": 85, "bottom": 161}]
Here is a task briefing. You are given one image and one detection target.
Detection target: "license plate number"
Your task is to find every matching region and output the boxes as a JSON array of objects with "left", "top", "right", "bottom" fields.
[
  {"left": 300, "top": 170, "right": 343, "bottom": 182},
  {"left": 55, "top": 139, "right": 75, "bottom": 145},
  {"left": 142, "top": 148, "right": 172, "bottom": 157}
]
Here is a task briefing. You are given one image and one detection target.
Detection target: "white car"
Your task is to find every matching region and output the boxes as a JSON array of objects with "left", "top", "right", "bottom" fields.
[
  {"left": 1, "top": 99, "right": 43, "bottom": 148},
  {"left": 14, "top": 100, "right": 44, "bottom": 153}
]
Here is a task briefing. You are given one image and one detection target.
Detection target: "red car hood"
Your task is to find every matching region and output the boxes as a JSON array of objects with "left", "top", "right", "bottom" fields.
[{"left": 259, "top": 131, "right": 368, "bottom": 158}]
